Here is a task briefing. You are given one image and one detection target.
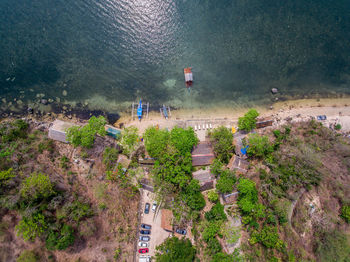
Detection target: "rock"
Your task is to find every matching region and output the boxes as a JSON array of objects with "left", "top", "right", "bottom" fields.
[
  {"left": 269, "top": 106, "right": 273, "bottom": 110},
  {"left": 67, "top": 115, "right": 72, "bottom": 119},
  {"left": 27, "top": 107, "right": 34, "bottom": 114},
  {"left": 271, "top": 88, "right": 278, "bottom": 94},
  {"left": 48, "top": 98, "right": 54, "bottom": 103},
  {"left": 275, "top": 97, "right": 279, "bottom": 101},
  {"left": 62, "top": 90, "right": 67, "bottom": 96},
  {"left": 40, "top": 99, "right": 48, "bottom": 105}
]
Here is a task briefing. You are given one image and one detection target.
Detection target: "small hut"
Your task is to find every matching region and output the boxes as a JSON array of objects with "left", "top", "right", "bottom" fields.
[
  {"left": 192, "top": 169, "right": 215, "bottom": 191},
  {"left": 48, "top": 120, "right": 77, "bottom": 143},
  {"left": 161, "top": 209, "right": 173, "bottom": 232},
  {"left": 192, "top": 142, "right": 215, "bottom": 166}
]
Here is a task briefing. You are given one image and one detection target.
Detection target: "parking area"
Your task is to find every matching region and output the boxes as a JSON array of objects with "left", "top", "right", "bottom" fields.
[{"left": 137, "top": 190, "right": 171, "bottom": 260}]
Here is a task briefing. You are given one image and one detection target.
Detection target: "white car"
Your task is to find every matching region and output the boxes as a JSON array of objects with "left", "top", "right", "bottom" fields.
[
  {"left": 138, "top": 242, "right": 149, "bottom": 247},
  {"left": 152, "top": 202, "right": 157, "bottom": 213},
  {"left": 139, "top": 256, "right": 151, "bottom": 262}
]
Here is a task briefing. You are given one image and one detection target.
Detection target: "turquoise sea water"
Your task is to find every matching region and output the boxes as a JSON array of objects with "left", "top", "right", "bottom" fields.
[{"left": 1, "top": 0, "right": 350, "bottom": 112}]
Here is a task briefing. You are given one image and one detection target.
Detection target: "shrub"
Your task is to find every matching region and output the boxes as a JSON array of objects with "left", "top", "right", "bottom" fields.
[
  {"left": 120, "top": 126, "right": 139, "bottom": 155},
  {"left": 340, "top": 205, "right": 350, "bottom": 223},
  {"left": 316, "top": 230, "right": 350, "bottom": 262},
  {"left": 57, "top": 200, "right": 93, "bottom": 223},
  {"left": 181, "top": 179, "right": 205, "bottom": 211},
  {"left": 207, "top": 237, "right": 222, "bottom": 255},
  {"left": 46, "top": 224, "right": 75, "bottom": 250},
  {"left": 203, "top": 221, "right": 221, "bottom": 242},
  {"left": 246, "top": 133, "right": 274, "bottom": 158},
  {"left": 16, "top": 250, "right": 38, "bottom": 262},
  {"left": 0, "top": 168, "right": 15, "bottom": 186},
  {"left": 257, "top": 226, "right": 280, "bottom": 248},
  {"left": 207, "top": 190, "right": 219, "bottom": 203},
  {"left": 16, "top": 213, "right": 47, "bottom": 241},
  {"left": 205, "top": 203, "right": 227, "bottom": 221},
  {"left": 20, "top": 172, "right": 55, "bottom": 201},
  {"left": 238, "top": 109, "right": 259, "bottom": 132},
  {"left": 209, "top": 126, "right": 234, "bottom": 164},
  {"left": 216, "top": 170, "right": 236, "bottom": 193},
  {"left": 103, "top": 147, "right": 119, "bottom": 171},
  {"left": 335, "top": 124, "right": 342, "bottom": 130},
  {"left": 60, "top": 155, "right": 69, "bottom": 169},
  {"left": 143, "top": 127, "right": 169, "bottom": 158}
]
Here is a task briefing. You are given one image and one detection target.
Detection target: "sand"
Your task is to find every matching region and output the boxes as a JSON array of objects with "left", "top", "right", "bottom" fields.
[{"left": 117, "top": 97, "right": 350, "bottom": 134}]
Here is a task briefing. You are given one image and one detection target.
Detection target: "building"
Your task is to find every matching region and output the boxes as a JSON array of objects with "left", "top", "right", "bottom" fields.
[
  {"left": 48, "top": 119, "right": 77, "bottom": 143},
  {"left": 105, "top": 125, "right": 122, "bottom": 139},
  {"left": 192, "top": 142, "right": 215, "bottom": 166},
  {"left": 256, "top": 117, "right": 274, "bottom": 129},
  {"left": 192, "top": 169, "right": 215, "bottom": 191},
  {"left": 161, "top": 209, "right": 173, "bottom": 232},
  {"left": 227, "top": 155, "right": 249, "bottom": 174}
]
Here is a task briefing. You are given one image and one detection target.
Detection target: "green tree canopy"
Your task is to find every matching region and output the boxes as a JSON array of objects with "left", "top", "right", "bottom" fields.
[
  {"left": 16, "top": 213, "right": 47, "bottom": 241},
  {"left": 66, "top": 116, "right": 107, "bottom": 148},
  {"left": 181, "top": 179, "right": 205, "bottom": 211},
  {"left": 120, "top": 126, "right": 139, "bottom": 155},
  {"left": 238, "top": 109, "right": 259, "bottom": 132},
  {"left": 205, "top": 203, "right": 227, "bottom": 221},
  {"left": 237, "top": 178, "right": 258, "bottom": 215},
  {"left": 209, "top": 126, "right": 234, "bottom": 164},
  {"left": 16, "top": 250, "right": 38, "bottom": 262},
  {"left": 155, "top": 237, "right": 196, "bottom": 262},
  {"left": 216, "top": 170, "right": 236, "bottom": 194},
  {"left": 170, "top": 127, "right": 198, "bottom": 155},
  {"left": 144, "top": 127, "right": 170, "bottom": 158},
  {"left": 20, "top": 172, "right": 55, "bottom": 201}
]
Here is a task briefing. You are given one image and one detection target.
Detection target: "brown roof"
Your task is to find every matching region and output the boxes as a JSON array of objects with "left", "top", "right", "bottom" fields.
[
  {"left": 192, "top": 170, "right": 215, "bottom": 185},
  {"left": 227, "top": 155, "right": 249, "bottom": 173},
  {"left": 161, "top": 209, "right": 173, "bottom": 232},
  {"left": 192, "top": 142, "right": 215, "bottom": 166}
]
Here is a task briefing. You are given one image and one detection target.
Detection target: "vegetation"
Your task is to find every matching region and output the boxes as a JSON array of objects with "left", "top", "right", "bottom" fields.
[
  {"left": 16, "top": 250, "right": 38, "bottom": 262},
  {"left": 340, "top": 205, "right": 350, "bottom": 223},
  {"left": 207, "top": 190, "right": 219, "bottom": 203},
  {"left": 208, "top": 126, "right": 234, "bottom": 164},
  {"left": 246, "top": 133, "right": 274, "bottom": 158},
  {"left": 120, "top": 126, "right": 139, "bottom": 155},
  {"left": 216, "top": 169, "right": 236, "bottom": 193},
  {"left": 103, "top": 147, "right": 119, "bottom": 171},
  {"left": 238, "top": 109, "right": 259, "bottom": 132},
  {"left": 315, "top": 230, "right": 350, "bottom": 262},
  {"left": 335, "top": 124, "right": 342, "bottom": 130},
  {"left": 205, "top": 203, "right": 227, "bottom": 221},
  {"left": 16, "top": 213, "right": 47, "bottom": 241},
  {"left": 155, "top": 236, "right": 196, "bottom": 262},
  {"left": 66, "top": 116, "right": 107, "bottom": 148},
  {"left": 20, "top": 172, "right": 55, "bottom": 201},
  {"left": 46, "top": 224, "right": 75, "bottom": 250}
]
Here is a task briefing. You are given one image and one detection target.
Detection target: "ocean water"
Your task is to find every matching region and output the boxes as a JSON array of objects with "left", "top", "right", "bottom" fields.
[{"left": 1, "top": 0, "right": 350, "bottom": 113}]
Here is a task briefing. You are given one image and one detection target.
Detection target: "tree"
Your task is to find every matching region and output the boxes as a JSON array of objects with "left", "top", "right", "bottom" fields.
[
  {"left": 16, "top": 213, "right": 47, "bottom": 241},
  {"left": 66, "top": 116, "right": 107, "bottom": 148},
  {"left": 103, "top": 147, "right": 119, "bottom": 171},
  {"left": 216, "top": 170, "right": 236, "bottom": 194},
  {"left": 203, "top": 221, "right": 221, "bottom": 242},
  {"left": 181, "top": 179, "right": 205, "bottom": 211},
  {"left": 246, "top": 133, "right": 274, "bottom": 158},
  {"left": 155, "top": 237, "right": 196, "bottom": 262},
  {"left": 257, "top": 225, "right": 280, "bottom": 248},
  {"left": 144, "top": 127, "right": 169, "bottom": 158},
  {"left": 207, "top": 190, "right": 219, "bottom": 203},
  {"left": 20, "top": 172, "right": 55, "bottom": 201},
  {"left": 237, "top": 178, "right": 258, "bottom": 215},
  {"left": 120, "top": 126, "right": 139, "bottom": 155},
  {"left": 170, "top": 127, "right": 198, "bottom": 155},
  {"left": 210, "top": 159, "right": 224, "bottom": 177},
  {"left": 238, "top": 109, "right": 259, "bottom": 132},
  {"left": 209, "top": 126, "right": 234, "bottom": 164},
  {"left": 205, "top": 203, "right": 227, "bottom": 221}
]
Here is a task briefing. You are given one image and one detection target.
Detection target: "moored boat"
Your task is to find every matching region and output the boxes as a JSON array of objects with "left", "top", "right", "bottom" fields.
[{"left": 184, "top": 67, "right": 193, "bottom": 88}]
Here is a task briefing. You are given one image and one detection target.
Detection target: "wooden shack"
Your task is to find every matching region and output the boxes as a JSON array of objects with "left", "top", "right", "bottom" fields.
[
  {"left": 256, "top": 117, "right": 274, "bottom": 129},
  {"left": 192, "top": 169, "right": 215, "bottom": 191}
]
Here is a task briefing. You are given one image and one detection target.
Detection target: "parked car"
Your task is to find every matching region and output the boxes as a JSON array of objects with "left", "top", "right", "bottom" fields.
[
  {"left": 138, "top": 242, "right": 149, "bottom": 247},
  {"left": 140, "top": 230, "right": 151, "bottom": 235},
  {"left": 176, "top": 228, "right": 187, "bottom": 235},
  {"left": 152, "top": 202, "right": 157, "bottom": 213},
  {"left": 139, "top": 256, "right": 151, "bottom": 262},
  {"left": 141, "top": 223, "right": 152, "bottom": 230},
  {"left": 144, "top": 203, "right": 150, "bottom": 214},
  {"left": 139, "top": 236, "right": 150, "bottom": 241},
  {"left": 138, "top": 248, "right": 149, "bottom": 254},
  {"left": 317, "top": 115, "right": 327, "bottom": 121}
]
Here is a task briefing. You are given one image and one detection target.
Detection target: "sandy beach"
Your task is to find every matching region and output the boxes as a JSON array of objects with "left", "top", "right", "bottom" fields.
[{"left": 117, "top": 97, "right": 350, "bottom": 135}]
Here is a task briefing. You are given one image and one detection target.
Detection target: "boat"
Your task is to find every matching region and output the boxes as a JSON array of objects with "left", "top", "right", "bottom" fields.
[
  {"left": 184, "top": 67, "right": 193, "bottom": 88},
  {"left": 162, "top": 105, "right": 168, "bottom": 119},
  {"left": 137, "top": 99, "right": 143, "bottom": 121}
]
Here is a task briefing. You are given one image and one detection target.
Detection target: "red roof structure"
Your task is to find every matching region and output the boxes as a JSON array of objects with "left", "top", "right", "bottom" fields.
[{"left": 192, "top": 142, "right": 215, "bottom": 166}]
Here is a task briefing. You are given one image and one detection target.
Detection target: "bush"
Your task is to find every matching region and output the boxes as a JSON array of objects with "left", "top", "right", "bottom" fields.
[
  {"left": 16, "top": 250, "right": 38, "bottom": 262},
  {"left": 103, "top": 147, "right": 119, "bottom": 171},
  {"left": 57, "top": 200, "right": 93, "bottom": 223},
  {"left": 20, "top": 172, "right": 55, "bottom": 201},
  {"left": 0, "top": 168, "right": 15, "bottom": 186},
  {"left": 46, "top": 224, "right": 75, "bottom": 250},
  {"left": 203, "top": 221, "right": 221, "bottom": 242},
  {"left": 238, "top": 109, "right": 259, "bottom": 132},
  {"left": 205, "top": 203, "right": 227, "bottom": 221},
  {"left": 120, "top": 126, "right": 139, "bottom": 155},
  {"left": 316, "top": 230, "right": 350, "bottom": 262},
  {"left": 207, "top": 190, "right": 219, "bottom": 203},
  {"left": 335, "top": 124, "right": 342, "bottom": 130},
  {"left": 340, "top": 205, "right": 350, "bottom": 223},
  {"left": 257, "top": 225, "right": 280, "bottom": 248},
  {"left": 206, "top": 237, "right": 222, "bottom": 255},
  {"left": 246, "top": 133, "right": 274, "bottom": 158},
  {"left": 181, "top": 179, "right": 205, "bottom": 211},
  {"left": 216, "top": 170, "right": 236, "bottom": 193},
  {"left": 16, "top": 213, "right": 47, "bottom": 241},
  {"left": 209, "top": 126, "right": 234, "bottom": 164}
]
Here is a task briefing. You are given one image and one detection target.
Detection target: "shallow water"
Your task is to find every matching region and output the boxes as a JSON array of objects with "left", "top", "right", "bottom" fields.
[{"left": 1, "top": 0, "right": 350, "bottom": 112}]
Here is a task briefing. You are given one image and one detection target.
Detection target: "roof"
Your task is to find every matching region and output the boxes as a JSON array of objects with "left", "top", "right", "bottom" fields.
[
  {"left": 227, "top": 155, "right": 249, "bottom": 173},
  {"left": 161, "top": 209, "right": 173, "bottom": 232},
  {"left": 192, "top": 169, "right": 215, "bottom": 185},
  {"left": 192, "top": 142, "right": 215, "bottom": 166},
  {"left": 117, "top": 154, "right": 131, "bottom": 169},
  {"left": 48, "top": 120, "right": 77, "bottom": 143}
]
